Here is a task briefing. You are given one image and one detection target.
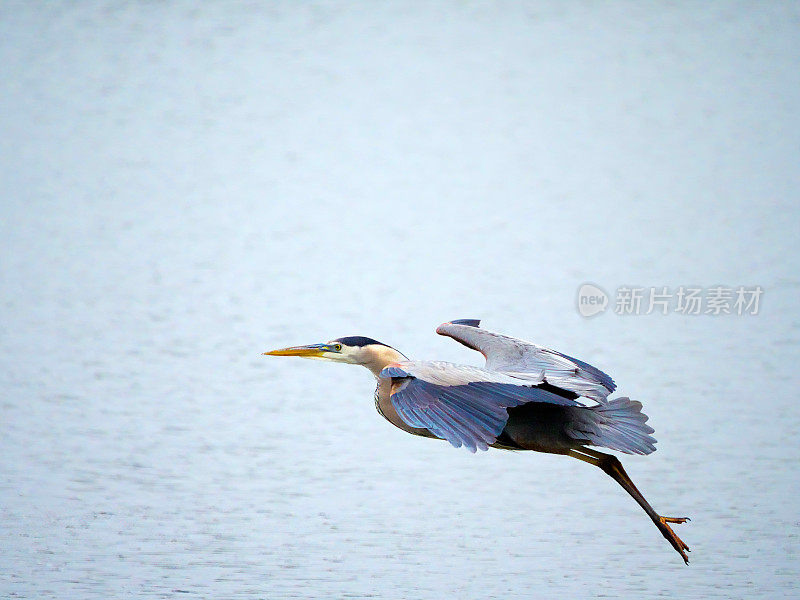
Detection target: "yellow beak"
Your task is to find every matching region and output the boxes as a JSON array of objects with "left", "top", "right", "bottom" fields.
[{"left": 262, "top": 343, "right": 333, "bottom": 358}]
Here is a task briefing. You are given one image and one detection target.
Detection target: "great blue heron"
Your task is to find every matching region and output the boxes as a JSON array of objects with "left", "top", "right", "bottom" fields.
[{"left": 263, "top": 319, "right": 690, "bottom": 563}]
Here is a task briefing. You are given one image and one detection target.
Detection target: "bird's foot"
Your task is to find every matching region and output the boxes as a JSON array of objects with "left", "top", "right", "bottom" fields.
[
  {"left": 658, "top": 515, "right": 690, "bottom": 564},
  {"left": 661, "top": 516, "right": 690, "bottom": 524}
]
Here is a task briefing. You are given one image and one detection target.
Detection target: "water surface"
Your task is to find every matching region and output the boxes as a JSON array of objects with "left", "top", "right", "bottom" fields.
[{"left": 1, "top": 3, "right": 799, "bottom": 598}]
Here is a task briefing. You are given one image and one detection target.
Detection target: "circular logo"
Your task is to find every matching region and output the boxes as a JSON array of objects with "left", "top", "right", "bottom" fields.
[{"left": 576, "top": 283, "right": 609, "bottom": 317}]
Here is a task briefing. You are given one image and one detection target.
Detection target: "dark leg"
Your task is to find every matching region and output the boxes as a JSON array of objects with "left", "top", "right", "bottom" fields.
[{"left": 569, "top": 447, "right": 690, "bottom": 564}]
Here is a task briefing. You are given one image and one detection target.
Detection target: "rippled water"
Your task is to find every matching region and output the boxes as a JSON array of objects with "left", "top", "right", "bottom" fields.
[{"left": 2, "top": 2, "right": 799, "bottom": 598}]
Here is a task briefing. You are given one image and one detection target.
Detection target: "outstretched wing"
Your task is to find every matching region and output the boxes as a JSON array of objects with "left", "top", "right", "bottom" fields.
[
  {"left": 380, "top": 361, "right": 582, "bottom": 453},
  {"left": 436, "top": 319, "right": 616, "bottom": 403}
]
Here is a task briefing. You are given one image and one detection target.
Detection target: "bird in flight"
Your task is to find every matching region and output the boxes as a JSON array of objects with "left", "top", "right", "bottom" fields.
[{"left": 263, "top": 319, "right": 690, "bottom": 563}]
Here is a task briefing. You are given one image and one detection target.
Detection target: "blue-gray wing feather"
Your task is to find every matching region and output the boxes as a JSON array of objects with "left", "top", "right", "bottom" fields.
[
  {"left": 381, "top": 361, "right": 581, "bottom": 453},
  {"left": 547, "top": 349, "right": 615, "bottom": 392},
  {"left": 436, "top": 321, "right": 616, "bottom": 403}
]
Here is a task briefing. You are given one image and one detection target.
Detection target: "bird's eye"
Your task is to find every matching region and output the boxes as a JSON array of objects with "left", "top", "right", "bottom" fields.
[{"left": 333, "top": 343, "right": 342, "bottom": 352}]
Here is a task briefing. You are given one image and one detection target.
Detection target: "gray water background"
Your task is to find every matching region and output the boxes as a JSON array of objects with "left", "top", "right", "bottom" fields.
[{"left": 2, "top": 2, "right": 799, "bottom": 598}]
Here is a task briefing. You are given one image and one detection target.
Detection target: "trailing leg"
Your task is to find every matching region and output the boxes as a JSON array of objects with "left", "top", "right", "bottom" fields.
[{"left": 569, "top": 447, "right": 690, "bottom": 564}]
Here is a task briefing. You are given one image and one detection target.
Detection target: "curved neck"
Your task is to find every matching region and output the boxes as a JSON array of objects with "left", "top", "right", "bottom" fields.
[{"left": 361, "top": 345, "right": 408, "bottom": 377}]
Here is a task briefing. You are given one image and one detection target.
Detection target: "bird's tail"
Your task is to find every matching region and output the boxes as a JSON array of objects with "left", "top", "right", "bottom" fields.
[{"left": 565, "top": 397, "right": 657, "bottom": 455}]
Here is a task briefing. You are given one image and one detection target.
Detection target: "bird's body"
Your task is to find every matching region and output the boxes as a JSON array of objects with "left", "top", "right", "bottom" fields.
[
  {"left": 373, "top": 375, "right": 437, "bottom": 439},
  {"left": 264, "top": 319, "right": 690, "bottom": 563},
  {"left": 374, "top": 374, "right": 585, "bottom": 452}
]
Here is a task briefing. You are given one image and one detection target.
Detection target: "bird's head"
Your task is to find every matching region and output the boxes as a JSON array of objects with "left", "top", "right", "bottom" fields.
[{"left": 263, "top": 336, "right": 407, "bottom": 375}]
